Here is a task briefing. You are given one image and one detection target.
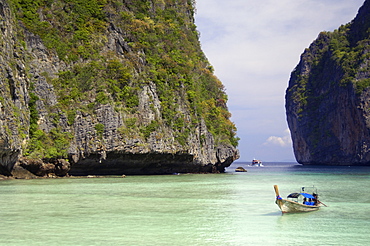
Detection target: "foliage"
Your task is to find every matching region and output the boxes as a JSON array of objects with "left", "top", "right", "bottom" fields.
[
  {"left": 26, "top": 87, "right": 74, "bottom": 158},
  {"left": 140, "top": 120, "right": 159, "bottom": 139},
  {"left": 10, "top": 0, "right": 107, "bottom": 61},
  {"left": 356, "top": 78, "right": 370, "bottom": 94},
  {"left": 28, "top": 91, "right": 39, "bottom": 137},
  {"left": 53, "top": 60, "right": 135, "bottom": 108},
  {"left": 66, "top": 110, "right": 76, "bottom": 125},
  {"left": 10, "top": 0, "right": 239, "bottom": 159},
  {"left": 328, "top": 25, "right": 362, "bottom": 87},
  {"left": 111, "top": 0, "right": 238, "bottom": 146},
  {"left": 288, "top": 22, "right": 370, "bottom": 118},
  {"left": 94, "top": 123, "right": 105, "bottom": 138},
  {"left": 327, "top": 24, "right": 370, "bottom": 92},
  {"left": 25, "top": 127, "right": 73, "bottom": 159}
]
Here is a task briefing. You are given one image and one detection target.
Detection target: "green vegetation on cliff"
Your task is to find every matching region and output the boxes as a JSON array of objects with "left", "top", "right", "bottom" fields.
[
  {"left": 8, "top": 0, "right": 238, "bottom": 159},
  {"left": 288, "top": 18, "right": 370, "bottom": 115}
]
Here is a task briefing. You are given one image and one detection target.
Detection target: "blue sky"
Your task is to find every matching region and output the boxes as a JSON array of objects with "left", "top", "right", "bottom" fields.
[{"left": 195, "top": 0, "right": 365, "bottom": 162}]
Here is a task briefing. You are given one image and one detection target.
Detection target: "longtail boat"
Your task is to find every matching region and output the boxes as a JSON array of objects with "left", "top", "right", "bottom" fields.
[{"left": 274, "top": 185, "right": 325, "bottom": 213}]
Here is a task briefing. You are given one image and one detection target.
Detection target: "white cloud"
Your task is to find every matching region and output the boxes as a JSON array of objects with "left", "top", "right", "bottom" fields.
[{"left": 264, "top": 129, "right": 292, "bottom": 147}]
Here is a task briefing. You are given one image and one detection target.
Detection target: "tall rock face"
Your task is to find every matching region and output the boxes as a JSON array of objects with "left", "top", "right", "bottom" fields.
[
  {"left": 0, "top": 0, "right": 239, "bottom": 177},
  {"left": 286, "top": 0, "right": 370, "bottom": 165}
]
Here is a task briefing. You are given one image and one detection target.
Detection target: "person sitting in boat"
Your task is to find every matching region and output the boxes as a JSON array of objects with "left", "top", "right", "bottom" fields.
[
  {"left": 303, "top": 197, "right": 307, "bottom": 205},
  {"left": 313, "top": 193, "right": 318, "bottom": 205}
]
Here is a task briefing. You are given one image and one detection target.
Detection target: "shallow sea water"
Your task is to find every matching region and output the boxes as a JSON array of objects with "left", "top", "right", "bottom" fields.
[{"left": 1, "top": 162, "right": 370, "bottom": 245}]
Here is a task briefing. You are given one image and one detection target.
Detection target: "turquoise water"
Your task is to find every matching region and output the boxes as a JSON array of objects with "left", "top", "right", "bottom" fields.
[{"left": 1, "top": 162, "right": 370, "bottom": 245}]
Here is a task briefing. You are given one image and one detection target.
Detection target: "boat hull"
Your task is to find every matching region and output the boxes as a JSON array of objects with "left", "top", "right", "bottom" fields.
[{"left": 276, "top": 198, "right": 320, "bottom": 213}]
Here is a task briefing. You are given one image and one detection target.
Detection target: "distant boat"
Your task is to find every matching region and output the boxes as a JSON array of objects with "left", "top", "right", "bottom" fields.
[
  {"left": 251, "top": 159, "right": 263, "bottom": 167},
  {"left": 274, "top": 185, "right": 326, "bottom": 213}
]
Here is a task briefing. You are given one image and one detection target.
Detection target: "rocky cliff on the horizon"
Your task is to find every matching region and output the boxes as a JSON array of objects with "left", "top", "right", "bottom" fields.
[
  {"left": 0, "top": 0, "right": 239, "bottom": 177},
  {"left": 286, "top": 0, "right": 370, "bottom": 165}
]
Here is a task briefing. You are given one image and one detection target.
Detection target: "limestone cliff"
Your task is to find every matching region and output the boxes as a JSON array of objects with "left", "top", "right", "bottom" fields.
[
  {"left": 286, "top": 0, "right": 370, "bottom": 165},
  {"left": 0, "top": 0, "right": 239, "bottom": 177}
]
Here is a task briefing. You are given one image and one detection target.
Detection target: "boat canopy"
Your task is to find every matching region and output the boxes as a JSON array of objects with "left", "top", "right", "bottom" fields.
[
  {"left": 300, "top": 193, "right": 315, "bottom": 199},
  {"left": 287, "top": 193, "right": 315, "bottom": 199}
]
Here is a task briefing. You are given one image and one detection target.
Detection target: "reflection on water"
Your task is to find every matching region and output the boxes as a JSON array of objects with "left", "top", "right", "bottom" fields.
[{"left": 0, "top": 162, "right": 369, "bottom": 245}]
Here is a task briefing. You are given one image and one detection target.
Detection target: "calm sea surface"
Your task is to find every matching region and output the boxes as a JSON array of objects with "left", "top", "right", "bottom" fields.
[{"left": 1, "top": 162, "right": 370, "bottom": 245}]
